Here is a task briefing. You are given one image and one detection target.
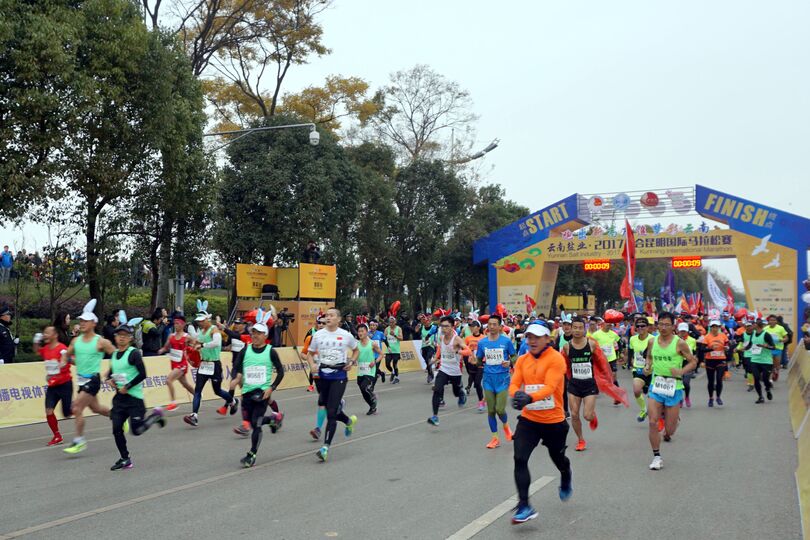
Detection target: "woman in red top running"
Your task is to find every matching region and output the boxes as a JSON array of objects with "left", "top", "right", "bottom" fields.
[
  {"left": 158, "top": 314, "right": 194, "bottom": 410},
  {"left": 34, "top": 326, "right": 71, "bottom": 446}
]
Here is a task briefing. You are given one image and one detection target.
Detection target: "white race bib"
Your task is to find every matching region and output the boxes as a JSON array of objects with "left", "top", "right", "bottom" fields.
[
  {"left": 524, "top": 384, "right": 555, "bottom": 410},
  {"left": 601, "top": 345, "right": 614, "bottom": 358},
  {"left": 652, "top": 376, "right": 676, "bottom": 397},
  {"left": 198, "top": 361, "right": 215, "bottom": 375},
  {"left": 484, "top": 348, "right": 505, "bottom": 366},
  {"left": 168, "top": 348, "right": 183, "bottom": 360},
  {"left": 244, "top": 365, "right": 266, "bottom": 385},
  {"left": 633, "top": 353, "right": 646, "bottom": 369},
  {"left": 358, "top": 363, "right": 373, "bottom": 376},
  {"left": 707, "top": 350, "right": 725, "bottom": 359},
  {"left": 112, "top": 372, "right": 128, "bottom": 385},
  {"left": 571, "top": 362, "right": 593, "bottom": 380},
  {"left": 44, "top": 360, "right": 60, "bottom": 376},
  {"left": 750, "top": 345, "right": 762, "bottom": 355},
  {"left": 319, "top": 349, "right": 343, "bottom": 366}
]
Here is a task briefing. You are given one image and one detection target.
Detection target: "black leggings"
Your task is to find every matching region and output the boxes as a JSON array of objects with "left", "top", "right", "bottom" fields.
[
  {"left": 513, "top": 418, "right": 571, "bottom": 506},
  {"left": 432, "top": 371, "right": 463, "bottom": 415},
  {"left": 318, "top": 378, "right": 350, "bottom": 445},
  {"left": 706, "top": 362, "right": 726, "bottom": 398},
  {"left": 357, "top": 375, "right": 377, "bottom": 409},
  {"left": 385, "top": 353, "right": 400, "bottom": 377},
  {"left": 192, "top": 363, "right": 232, "bottom": 413},
  {"left": 465, "top": 363, "right": 483, "bottom": 401},
  {"left": 111, "top": 394, "right": 160, "bottom": 460},
  {"left": 422, "top": 347, "right": 435, "bottom": 379},
  {"left": 242, "top": 390, "right": 276, "bottom": 454},
  {"left": 751, "top": 363, "right": 773, "bottom": 398}
]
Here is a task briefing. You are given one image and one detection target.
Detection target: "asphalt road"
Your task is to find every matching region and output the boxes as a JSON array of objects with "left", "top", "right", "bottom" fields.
[{"left": 0, "top": 367, "right": 801, "bottom": 540}]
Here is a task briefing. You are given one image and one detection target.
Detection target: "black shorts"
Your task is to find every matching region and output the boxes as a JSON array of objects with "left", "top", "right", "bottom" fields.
[
  {"left": 386, "top": 353, "right": 400, "bottom": 361},
  {"left": 77, "top": 374, "right": 101, "bottom": 396},
  {"left": 705, "top": 359, "right": 727, "bottom": 370},
  {"left": 609, "top": 360, "right": 618, "bottom": 373},
  {"left": 633, "top": 372, "right": 651, "bottom": 393},
  {"left": 45, "top": 382, "right": 73, "bottom": 417},
  {"left": 567, "top": 379, "right": 599, "bottom": 398},
  {"left": 111, "top": 393, "right": 146, "bottom": 423}
]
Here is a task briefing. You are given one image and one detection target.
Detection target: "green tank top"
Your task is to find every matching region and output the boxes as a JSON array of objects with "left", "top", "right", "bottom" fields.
[
  {"left": 199, "top": 327, "right": 221, "bottom": 362},
  {"left": 357, "top": 340, "right": 376, "bottom": 377},
  {"left": 750, "top": 331, "right": 773, "bottom": 365},
  {"left": 685, "top": 336, "right": 697, "bottom": 353},
  {"left": 651, "top": 336, "right": 685, "bottom": 390},
  {"left": 111, "top": 347, "right": 143, "bottom": 399},
  {"left": 592, "top": 330, "right": 618, "bottom": 361},
  {"left": 738, "top": 332, "right": 752, "bottom": 357},
  {"left": 558, "top": 333, "right": 570, "bottom": 350},
  {"left": 421, "top": 326, "right": 436, "bottom": 347},
  {"left": 242, "top": 345, "right": 273, "bottom": 393},
  {"left": 629, "top": 334, "right": 652, "bottom": 371},
  {"left": 74, "top": 334, "right": 103, "bottom": 376},
  {"left": 385, "top": 327, "right": 401, "bottom": 354}
]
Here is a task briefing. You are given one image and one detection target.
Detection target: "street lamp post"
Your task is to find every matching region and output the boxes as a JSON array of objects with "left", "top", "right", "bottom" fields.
[
  {"left": 445, "top": 138, "right": 500, "bottom": 165},
  {"left": 203, "top": 122, "right": 319, "bottom": 152}
]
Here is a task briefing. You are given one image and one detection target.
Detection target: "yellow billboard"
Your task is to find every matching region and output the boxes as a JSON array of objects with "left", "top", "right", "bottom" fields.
[
  {"left": 236, "top": 263, "right": 278, "bottom": 297},
  {"left": 299, "top": 263, "right": 336, "bottom": 299}
]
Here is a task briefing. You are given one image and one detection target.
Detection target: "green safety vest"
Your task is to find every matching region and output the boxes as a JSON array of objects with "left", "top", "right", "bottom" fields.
[
  {"left": 242, "top": 345, "right": 273, "bottom": 393},
  {"left": 199, "top": 327, "right": 221, "bottom": 362},
  {"left": 111, "top": 347, "right": 143, "bottom": 399},
  {"left": 750, "top": 331, "right": 773, "bottom": 365},
  {"left": 356, "top": 340, "right": 376, "bottom": 377}
]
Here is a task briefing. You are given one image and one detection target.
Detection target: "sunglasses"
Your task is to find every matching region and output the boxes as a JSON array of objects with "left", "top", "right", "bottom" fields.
[
  {"left": 635, "top": 324, "right": 648, "bottom": 328},
  {"left": 440, "top": 324, "right": 452, "bottom": 328}
]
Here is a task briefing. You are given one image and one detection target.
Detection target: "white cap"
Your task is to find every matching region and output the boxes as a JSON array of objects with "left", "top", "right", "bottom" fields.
[
  {"left": 252, "top": 322, "right": 269, "bottom": 335},
  {"left": 524, "top": 323, "right": 550, "bottom": 337},
  {"left": 677, "top": 322, "right": 689, "bottom": 332},
  {"left": 78, "top": 312, "right": 98, "bottom": 323},
  {"left": 709, "top": 320, "right": 721, "bottom": 327},
  {"left": 194, "top": 311, "right": 210, "bottom": 322}
]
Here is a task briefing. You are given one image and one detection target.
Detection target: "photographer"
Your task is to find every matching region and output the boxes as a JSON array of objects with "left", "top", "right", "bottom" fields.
[
  {"left": 141, "top": 308, "right": 167, "bottom": 356},
  {"left": 302, "top": 240, "right": 321, "bottom": 264}
]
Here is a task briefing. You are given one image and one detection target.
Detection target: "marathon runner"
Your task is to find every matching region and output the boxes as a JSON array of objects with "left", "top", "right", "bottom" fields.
[
  {"left": 302, "top": 316, "right": 328, "bottom": 439},
  {"left": 419, "top": 313, "right": 439, "bottom": 384},
  {"left": 700, "top": 320, "right": 730, "bottom": 407},
  {"left": 643, "top": 312, "right": 697, "bottom": 470},
  {"left": 476, "top": 314, "right": 516, "bottom": 448},
  {"left": 509, "top": 322, "right": 573, "bottom": 524},
  {"left": 464, "top": 320, "right": 485, "bottom": 412},
  {"left": 105, "top": 317, "right": 166, "bottom": 470},
  {"left": 747, "top": 318, "right": 778, "bottom": 403},
  {"left": 384, "top": 316, "right": 403, "bottom": 384},
  {"left": 63, "top": 299, "right": 117, "bottom": 455},
  {"left": 628, "top": 317, "right": 653, "bottom": 421},
  {"left": 427, "top": 316, "right": 470, "bottom": 427},
  {"left": 763, "top": 314, "right": 789, "bottom": 370},
  {"left": 563, "top": 316, "right": 606, "bottom": 451},
  {"left": 356, "top": 324, "right": 381, "bottom": 415},
  {"left": 232, "top": 309, "right": 284, "bottom": 467},
  {"left": 676, "top": 323, "right": 697, "bottom": 408},
  {"left": 737, "top": 319, "right": 755, "bottom": 392},
  {"left": 34, "top": 326, "right": 71, "bottom": 446},
  {"left": 306, "top": 308, "right": 359, "bottom": 462},
  {"left": 157, "top": 313, "right": 194, "bottom": 411},
  {"left": 368, "top": 319, "right": 387, "bottom": 385},
  {"left": 183, "top": 301, "right": 238, "bottom": 427}
]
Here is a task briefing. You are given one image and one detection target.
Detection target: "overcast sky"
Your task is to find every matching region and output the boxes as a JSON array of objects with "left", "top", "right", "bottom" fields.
[{"left": 4, "top": 0, "right": 809, "bottom": 287}]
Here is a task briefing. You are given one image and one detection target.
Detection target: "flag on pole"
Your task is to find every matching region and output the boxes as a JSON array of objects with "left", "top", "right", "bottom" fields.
[
  {"left": 706, "top": 272, "right": 727, "bottom": 309},
  {"left": 620, "top": 220, "right": 638, "bottom": 312},
  {"left": 524, "top": 294, "right": 536, "bottom": 315},
  {"left": 725, "top": 287, "right": 735, "bottom": 313}
]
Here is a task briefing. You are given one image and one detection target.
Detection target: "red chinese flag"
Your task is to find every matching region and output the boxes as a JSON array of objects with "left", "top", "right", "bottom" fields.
[
  {"left": 620, "top": 220, "right": 638, "bottom": 311},
  {"left": 525, "top": 294, "right": 537, "bottom": 314}
]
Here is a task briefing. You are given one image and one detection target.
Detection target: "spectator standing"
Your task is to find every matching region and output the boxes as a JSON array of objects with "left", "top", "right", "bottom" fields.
[
  {"left": 0, "top": 246, "right": 13, "bottom": 284},
  {"left": 0, "top": 306, "right": 18, "bottom": 363}
]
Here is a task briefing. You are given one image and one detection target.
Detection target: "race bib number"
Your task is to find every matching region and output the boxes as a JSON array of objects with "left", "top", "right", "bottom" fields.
[
  {"left": 652, "top": 376, "right": 676, "bottom": 397},
  {"left": 112, "top": 372, "right": 128, "bottom": 385},
  {"left": 441, "top": 352, "right": 456, "bottom": 363},
  {"left": 708, "top": 350, "right": 725, "bottom": 359},
  {"left": 244, "top": 365, "right": 266, "bottom": 386},
  {"left": 600, "top": 345, "right": 614, "bottom": 358},
  {"left": 524, "top": 384, "right": 555, "bottom": 410},
  {"left": 168, "top": 348, "right": 183, "bottom": 361},
  {"left": 388, "top": 334, "right": 398, "bottom": 343},
  {"left": 633, "top": 353, "right": 646, "bottom": 369},
  {"left": 571, "top": 362, "right": 593, "bottom": 380},
  {"left": 484, "top": 348, "right": 505, "bottom": 366},
  {"left": 358, "top": 363, "right": 372, "bottom": 376},
  {"left": 198, "top": 361, "right": 215, "bottom": 376},
  {"left": 750, "top": 345, "right": 762, "bottom": 355},
  {"left": 319, "top": 349, "right": 344, "bottom": 366},
  {"left": 44, "top": 360, "right": 60, "bottom": 376}
]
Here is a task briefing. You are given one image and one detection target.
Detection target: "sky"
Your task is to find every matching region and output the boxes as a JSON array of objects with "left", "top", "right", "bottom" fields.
[{"left": 4, "top": 0, "right": 809, "bottom": 287}]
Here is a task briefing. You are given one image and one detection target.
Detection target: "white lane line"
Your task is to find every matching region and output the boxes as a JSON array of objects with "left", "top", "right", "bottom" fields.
[
  {"left": 0, "top": 437, "right": 110, "bottom": 459},
  {"left": 0, "top": 405, "right": 467, "bottom": 539},
  {"left": 445, "top": 476, "right": 555, "bottom": 540}
]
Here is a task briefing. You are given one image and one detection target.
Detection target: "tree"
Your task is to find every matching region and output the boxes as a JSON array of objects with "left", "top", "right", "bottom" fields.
[
  {"left": 280, "top": 75, "right": 379, "bottom": 133},
  {"left": 371, "top": 65, "right": 478, "bottom": 163}
]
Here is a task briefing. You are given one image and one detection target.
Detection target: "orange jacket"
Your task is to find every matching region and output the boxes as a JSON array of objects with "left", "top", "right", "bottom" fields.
[{"left": 509, "top": 346, "right": 567, "bottom": 424}]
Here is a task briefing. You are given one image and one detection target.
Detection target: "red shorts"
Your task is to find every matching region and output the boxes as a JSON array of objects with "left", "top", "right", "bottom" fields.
[{"left": 170, "top": 361, "right": 189, "bottom": 374}]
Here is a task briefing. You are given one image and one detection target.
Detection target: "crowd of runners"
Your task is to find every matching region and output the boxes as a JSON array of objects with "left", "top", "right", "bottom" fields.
[{"left": 29, "top": 297, "right": 796, "bottom": 525}]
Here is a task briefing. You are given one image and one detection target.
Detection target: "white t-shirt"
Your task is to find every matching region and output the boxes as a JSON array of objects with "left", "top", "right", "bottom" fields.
[{"left": 309, "top": 328, "right": 358, "bottom": 375}]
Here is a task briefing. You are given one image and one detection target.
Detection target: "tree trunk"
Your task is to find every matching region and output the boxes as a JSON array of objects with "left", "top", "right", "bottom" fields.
[
  {"left": 86, "top": 208, "right": 101, "bottom": 316},
  {"left": 155, "top": 219, "right": 173, "bottom": 309},
  {"left": 148, "top": 243, "right": 159, "bottom": 313}
]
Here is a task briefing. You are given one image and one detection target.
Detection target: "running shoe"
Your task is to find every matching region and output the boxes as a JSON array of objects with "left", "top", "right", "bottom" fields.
[
  {"left": 216, "top": 405, "right": 228, "bottom": 415},
  {"left": 657, "top": 418, "right": 665, "bottom": 432},
  {"left": 426, "top": 376, "right": 433, "bottom": 385},
  {"left": 63, "top": 440, "right": 87, "bottom": 454},
  {"left": 755, "top": 397, "right": 765, "bottom": 404},
  {"left": 457, "top": 390, "right": 467, "bottom": 407},
  {"left": 503, "top": 424, "right": 513, "bottom": 442},
  {"left": 747, "top": 386, "right": 754, "bottom": 392},
  {"left": 306, "top": 385, "right": 315, "bottom": 392},
  {"left": 316, "top": 446, "right": 328, "bottom": 462},
  {"left": 637, "top": 410, "right": 647, "bottom": 423},
  {"left": 512, "top": 504, "right": 538, "bottom": 524},
  {"left": 152, "top": 407, "right": 166, "bottom": 428},
  {"left": 575, "top": 439, "right": 587, "bottom": 452},
  {"left": 240, "top": 452, "right": 256, "bottom": 468},
  {"left": 47, "top": 434, "right": 63, "bottom": 446},
  {"left": 310, "top": 427, "right": 321, "bottom": 440},
  {"left": 366, "top": 407, "right": 377, "bottom": 416},
  {"left": 233, "top": 425, "right": 249, "bottom": 437},
  {"left": 392, "top": 377, "right": 400, "bottom": 385},
  {"left": 183, "top": 414, "right": 198, "bottom": 427},
  {"left": 427, "top": 415, "right": 439, "bottom": 426},
  {"left": 684, "top": 397, "right": 691, "bottom": 408},
  {"left": 767, "top": 390, "right": 773, "bottom": 401},
  {"left": 380, "top": 372, "right": 386, "bottom": 383},
  {"left": 229, "top": 398, "right": 239, "bottom": 415},
  {"left": 649, "top": 455, "right": 663, "bottom": 470},
  {"left": 110, "top": 458, "right": 133, "bottom": 471},
  {"left": 613, "top": 400, "right": 621, "bottom": 406},
  {"left": 708, "top": 398, "right": 714, "bottom": 408},
  {"left": 270, "top": 412, "right": 284, "bottom": 433},
  {"left": 486, "top": 436, "right": 500, "bottom": 449},
  {"left": 477, "top": 400, "right": 486, "bottom": 413},
  {"left": 663, "top": 433, "right": 671, "bottom": 442},
  {"left": 439, "top": 399, "right": 446, "bottom": 408},
  {"left": 344, "top": 415, "right": 357, "bottom": 437},
  {"left": 166, "top": 402, "right": 178, "bottom": 411},
  {"left": 559, "top": 471, "right": 573, "bottom": 501},
  {"left": 716, "top": 397, "right": 724, "bottom": 407},
  {"left": 589, "top": 415, "right": 598, "bottom": 431}
]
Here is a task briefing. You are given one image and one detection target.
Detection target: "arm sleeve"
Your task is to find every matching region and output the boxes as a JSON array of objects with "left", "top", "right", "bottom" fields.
[
  {"left": 126, "top": 350, "right": 147, "bottom": 388},
  {"left": 223, "top": 329, "right": 240, "bottom": 340},
  {"left": 270, "top": 348, "right": 285, "bottom": 390},
  {"left": 203, "top": 332, "right": 222, "bottom": 349},
  {"left": 764, "top": 333, "right": 775, "bottom": 347},
  {"left": 427, "top": 326, "right": 438, "bottom": 338},
  {"left": 232, "top": 349, "right": 246, "bottom": 376}
]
